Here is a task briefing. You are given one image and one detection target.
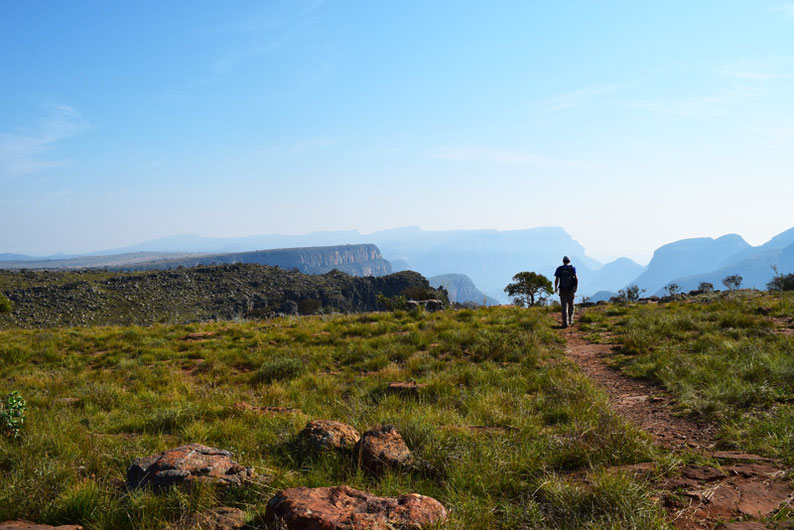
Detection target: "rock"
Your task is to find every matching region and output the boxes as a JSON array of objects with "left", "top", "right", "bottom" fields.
[
  {"left": 126, "top": 443, "right": 255, "bottom": 489},
  {"left": 720, "top": 523, "right": 769, "bottom": 530},
  {"left": 423, "top": 299, "right": 445, "bottom": 312},
  {"left": 233, "top": 402, "right": 302, "bottom": 415},
  {"left": 0, "top": 521, "right": 83, "bottom": 530},
  {"left": 299, "top": 420, "right": 360, "bottom": 451},
  {"left": 356, "top": 425, "right": 413, "bottom": 472},
  {"left": 179, "top": 507, "right": 246, "bottom": 529},
  {"left": 264, "top": 485, "right": 447, "bottom": 529},
  {"left": 387, "top": 381, "right": 428, "bottom": 393}
]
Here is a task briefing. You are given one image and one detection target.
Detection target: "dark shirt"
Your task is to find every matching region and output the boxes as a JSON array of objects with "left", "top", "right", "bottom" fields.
[{"left": 554, "top": 265, "right": 577, "bottom": 278}]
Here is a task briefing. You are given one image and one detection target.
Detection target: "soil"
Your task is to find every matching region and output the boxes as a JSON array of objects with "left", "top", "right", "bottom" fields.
[{"left": 557, "top": 314, "right": 794, "bottom": 529}]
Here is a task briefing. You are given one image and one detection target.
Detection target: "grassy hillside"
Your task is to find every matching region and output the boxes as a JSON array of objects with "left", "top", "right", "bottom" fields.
[
  {"left": 579, "top": 291, "right": 794, "bottom": 465},
  {"left": 0, "top": 307, "right": 664, "bottom": 529}
]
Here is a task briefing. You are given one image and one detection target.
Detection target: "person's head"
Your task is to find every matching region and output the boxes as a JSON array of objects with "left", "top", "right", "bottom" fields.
[{"left": 562, "top": 256, "right": 571, "bottom": 264}]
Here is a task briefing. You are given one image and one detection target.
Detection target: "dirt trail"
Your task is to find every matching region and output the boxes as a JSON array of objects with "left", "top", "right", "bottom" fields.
[
  {"left": 560, "top": 323, "right": 716, "bottom": 451},
  {"left": 557, "top": 315, "right": 793, "bottom": 529}
]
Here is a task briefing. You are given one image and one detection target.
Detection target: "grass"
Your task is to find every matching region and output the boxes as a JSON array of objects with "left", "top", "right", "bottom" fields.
[
  {"left": 0, "top": 306, "right": 667, "bottom": 529},
  {"left": 583, "top": 290, "right": 794, "bottom": 465}
]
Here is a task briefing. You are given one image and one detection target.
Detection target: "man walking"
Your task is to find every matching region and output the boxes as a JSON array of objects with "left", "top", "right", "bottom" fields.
[{"left": 554, "top": 256, "right": 578, "bottom": 328}]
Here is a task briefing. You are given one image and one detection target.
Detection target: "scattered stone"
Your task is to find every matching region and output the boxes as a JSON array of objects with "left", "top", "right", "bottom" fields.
[
  {"left": 387, "top": 381, "right": 428, "bottom": 393},
  {"left": 264, "top": 485, "right": 447, "bottom": 529},
  {"left": 0, "top": 521, "right": 83, "bottom": 530},
  {"left": 233, "top": 402, "right": 302, "bottom": 415},
  {"left": 179, "top": 507, "right": 246, "bottom": 529},
  {"left": 126, "top": 443, "right": 255, "bottom": 489},
  {"left": 299, "top": 420, "right": 360, "bottom": 451},
  {"left": 356, "top": 425, "right": 414, "bottom": 472}
]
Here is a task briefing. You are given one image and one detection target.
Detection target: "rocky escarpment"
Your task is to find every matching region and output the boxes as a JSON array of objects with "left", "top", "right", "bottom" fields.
[
  {"left": 0, "top": 264, "right": 440, "bottom": 329},
  {"left": 111, "top": 244, "right": 392, "bottom": 277}
]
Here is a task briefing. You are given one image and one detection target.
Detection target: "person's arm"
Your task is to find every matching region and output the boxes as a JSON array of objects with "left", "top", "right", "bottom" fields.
[{"left": 554, "top": 276, "right": 559, "bottom": 293}]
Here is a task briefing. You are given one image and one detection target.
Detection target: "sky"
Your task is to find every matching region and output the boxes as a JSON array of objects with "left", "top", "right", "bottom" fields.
[{"left": 2, "top": 1, "right": 794, "bottom": 263}]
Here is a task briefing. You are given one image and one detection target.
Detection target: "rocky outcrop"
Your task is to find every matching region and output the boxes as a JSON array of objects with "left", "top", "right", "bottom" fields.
[
  {"left": 264, "top": 485, "right": 447, "bottom": 529},
  {"left": 299, "top": 420, "right": 360, "bottom": 451},
  {"left": 126, "top": 444, "right": 255, "bottom": 489},
  {"left": 356, "top": 425, "right": 414, "bottom": 472},
  {"left": 0, "top": 266, "right": 443, "bottom": 329}
]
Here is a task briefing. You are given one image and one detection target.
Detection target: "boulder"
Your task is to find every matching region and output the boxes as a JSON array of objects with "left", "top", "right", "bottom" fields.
[
  {"left": 423, "top": 299, "right": 445, "bottom": 312},
  {"left": 126, "top": 443, "right": 254, "bottom": 489},
  {"left": 0, "top": 521, "right": 83, "bottom": 530},
  {"left": 264, "top": 485, "right": 447, "bottom": 529},
  {"left": 356, "top": 425, "right": 413, "bottom": 472},
  {"left": 299, "top": 420, "right": 360, "bottom": 451}
]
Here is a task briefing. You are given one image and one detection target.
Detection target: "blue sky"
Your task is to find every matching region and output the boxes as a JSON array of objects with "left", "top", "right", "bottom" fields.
[{"left": 2, "top": 1, "right": 794, "bottom": 262}]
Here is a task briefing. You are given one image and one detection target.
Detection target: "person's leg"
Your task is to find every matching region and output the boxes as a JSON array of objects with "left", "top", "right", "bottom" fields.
[
  {"left": 567, "top": 292, "right": 575, "bottom": 325},
  {"left": 560, "top": 294, "right": 569, "bottom": 328}
]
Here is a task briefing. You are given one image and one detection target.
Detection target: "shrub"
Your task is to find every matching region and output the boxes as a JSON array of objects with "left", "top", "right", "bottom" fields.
[
  {"left": 723, "top": 274, "right": 742, "bottom": 291},
  {"left": 377, "top": 293, "right": 409, "bottom": 311},
  {"left": 663, "top": 283, "right": 681, "bottom": 297},
  {"left": 0, "top": 294, "right": 11, "bottom": 314},
  {"left": 698, "top": 282, "right": 714, "bottom": 292},
  {"left": 298, "top": 298, "right": 322, "bottom": 315},
  {"left": 0, "top": 391, "right": 26, "bottom": 438},
  {"left": 251, "top": 357, "right": 305, "bottom": 384},
  {"left": 768, "top": 273, "right": 794, "bottom": 292}
]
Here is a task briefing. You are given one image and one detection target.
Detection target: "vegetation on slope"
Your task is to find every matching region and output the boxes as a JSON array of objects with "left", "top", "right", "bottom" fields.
[
  {"left": 580, "top": 290, "right": 794, "bottom": 465},
  {"left": 0, "top": 307, "right": 664, "bottom": 529}
]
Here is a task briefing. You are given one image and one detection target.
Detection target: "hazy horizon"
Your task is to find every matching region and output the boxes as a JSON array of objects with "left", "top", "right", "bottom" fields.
[{"left": 3, "top": 2, "right": 794, "bottom": 261}]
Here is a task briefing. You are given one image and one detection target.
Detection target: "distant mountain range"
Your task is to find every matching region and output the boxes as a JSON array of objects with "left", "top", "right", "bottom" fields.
[{"left": 3, "top": 225, "right": 793, "bottom": 303}]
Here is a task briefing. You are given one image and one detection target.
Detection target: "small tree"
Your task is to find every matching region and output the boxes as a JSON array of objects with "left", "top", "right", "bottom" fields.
[
  {"left": 698, "top": 282, "right": 714, "bottom": 293},
  {"left": 504, "top": 272, "right": 553, "bottom": 307},
  {"left": 664, "top": 283, "right": 681, "bottom": 297},
  {"left": 723, "top": 274, "right": 742, "bottom": 291},
  {"left": 611, "top": 283, "right": 645, "bottom": 303}
]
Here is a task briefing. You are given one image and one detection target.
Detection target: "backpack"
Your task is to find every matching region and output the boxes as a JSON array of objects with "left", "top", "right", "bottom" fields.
[{"left": 559, "top": 265, "right": 577, "bottom": 291}]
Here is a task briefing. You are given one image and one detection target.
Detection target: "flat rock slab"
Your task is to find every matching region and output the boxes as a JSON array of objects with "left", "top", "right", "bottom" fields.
[
  {"left": 668, "top": 461, "right": 793, "bottom": 529},
  {"left": 0, "top": 521, "right": 83, "bottom": 530},
  {"left": 264, "top": 485, "right": 447, "bottom": 529},
  {"left": 299, "top": 420, "right": 360, "bottom": 451},
  {"left": 179, "top": 507, "right": 246, "bottom": 529},
  {"left": 127, "top": 443, "right": 255, "bottom": 489},
  {"left": 356, "top": 425, "right": 413, "bottom": 472}
]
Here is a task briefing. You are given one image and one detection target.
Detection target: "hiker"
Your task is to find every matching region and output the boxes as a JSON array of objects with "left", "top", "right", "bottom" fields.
[{"left": 554, "top": 256, "right": 578, "bottom": 328}]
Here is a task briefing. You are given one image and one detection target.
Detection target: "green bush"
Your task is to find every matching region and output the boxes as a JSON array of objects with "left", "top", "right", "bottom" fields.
[
  {"left": 0, "top": 294, "right": 11, "bottom": 314},
  {"left": 251, "top": 356, "right": 305, "bottom": 384},
  {"left": 1, "top": 391, "right": 26, "bottom": 438}
]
